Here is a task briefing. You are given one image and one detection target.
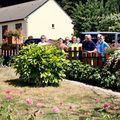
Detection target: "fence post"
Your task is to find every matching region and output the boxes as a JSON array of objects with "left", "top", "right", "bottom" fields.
[
  {"left": 93, "top": 52, "right": 97, "bottom": 67},
  {"left": 68, "top": 47, "right": 72, "bottom": 61},
  {"left": 87, "top": 53, "right": 92, "bottom": 65},
  {"left": 78, "top": 47, "right": 82, "bottom": 60},
  {"left": 98, "top": 53, "right": 103, "bottom": 67},
  {"left": 74, "top": 47, "right": 77, "bottom": 60},
  {"left": 82, "top": 52, "right": 87, "bottom": 64}
]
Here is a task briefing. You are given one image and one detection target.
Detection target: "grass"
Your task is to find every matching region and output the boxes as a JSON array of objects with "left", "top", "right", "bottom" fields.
[{"left": 0, "top": 67, "right": 120, "bottom": 120}]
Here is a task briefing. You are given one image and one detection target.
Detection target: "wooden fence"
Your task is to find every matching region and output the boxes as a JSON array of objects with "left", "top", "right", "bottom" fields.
[
  {"left": 65, "top": 47, "right": 109, "bottom": 67},
  {"left": 0, "top": 45, "right": 20, "bottom": 57},
  {"left": 0, "top": 46, "right": 109, "bottom": 67}
]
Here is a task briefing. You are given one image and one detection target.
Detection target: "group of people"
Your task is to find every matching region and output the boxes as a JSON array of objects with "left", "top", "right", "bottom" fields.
[
  {"left": 38, "top": 34, "right": 110, "bottom": 56},
  {"left": 57, "top": 34, "right": 110, "bottom": 56}
]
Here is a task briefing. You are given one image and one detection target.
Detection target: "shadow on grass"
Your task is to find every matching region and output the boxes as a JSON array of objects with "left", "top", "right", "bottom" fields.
[
  {"left": 5, "top": 79, "right": 39, "bottom": 87},
  {"left": 5, "top": 79, "right": 59, "bottom": 88}
]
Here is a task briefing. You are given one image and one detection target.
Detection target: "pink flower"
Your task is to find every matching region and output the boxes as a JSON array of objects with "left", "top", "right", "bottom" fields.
[
  {"left": 52, "top": 106, "right": 60, "bottom": 113},
  {"left": 95, "top": 98, "right": 100, "bottom": 103},
  {"left": 6, "top": 96, "right": 13, "bottom": 101},
  {"left": 37, "top": 111, "right": 43, "bottom": 116},
  {"left": 26, "top": 98, "right": 33, "bottom": 106},
  {"left": 4, "top": 90, "right": 11, "bottom": 94},
  {"left": 103, "top": 102, "right": 110, "bottom": 109},
  {"left": 112, "top": 106, "right": 119, "bottom": 110}
]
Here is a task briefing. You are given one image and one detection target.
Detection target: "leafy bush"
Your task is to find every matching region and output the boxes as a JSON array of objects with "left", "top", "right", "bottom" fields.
[
  {"left": 65, "top": 61, "right": 101, "bottom": 85},
  {"left": 14, "top": 44, "right": 67, "bottom": 86},
  {"left": 0, "top": 56, "right": 4, "bottom": 66},
  {"left": 106, "top": 49, "right": 120, "bottom": 70},
  {"left": 99, "top": 67, "right": 120, "bottom": 89},
  {"left": 105, "top": 47, "right": 119, "bottom": 55},
  {"left": 65, "top": 61, "right": 120, "bottom": 90}
]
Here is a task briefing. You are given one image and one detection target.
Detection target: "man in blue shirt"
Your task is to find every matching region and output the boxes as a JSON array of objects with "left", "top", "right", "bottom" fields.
[
  {"left": 96, "top": 35, "right": 110, "bottom": 56},
  {"left": 82, "top": 35, "right": 96, "bottom": 53}
]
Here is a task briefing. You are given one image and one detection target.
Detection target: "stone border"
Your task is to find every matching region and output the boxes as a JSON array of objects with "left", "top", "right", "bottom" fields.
[{"left": 64, "top": 79, "right": 120, "bottom": 97}]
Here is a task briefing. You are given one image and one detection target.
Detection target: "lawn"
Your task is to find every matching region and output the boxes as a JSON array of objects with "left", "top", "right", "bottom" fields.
[{"left": 0, "top": 67, "right": 120, "bottom": 120}]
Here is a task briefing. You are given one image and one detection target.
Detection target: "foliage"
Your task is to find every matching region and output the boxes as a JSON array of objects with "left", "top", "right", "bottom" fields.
[
  {"left": 57, "top": 0, "right": 120, "bottom": 35},
  {"left": 0, "top": 90, "right": 78, "bottom": 120},
  {"left": 105, "top": 47, "right": 119, "bottom": 55},
  {"left": 0, "top": 56, "right": 4, "bottom": 66},
  {"left": 14, "top": 44, "right": 67, "bottom": 86},
  {"left": 56, "top": 0, "right": 86, "bottom": 17},
  {"left": 72, "top": 0, "right": 104, "bottom": 35},
  {"left": 65, "top": 60, "right": 120, "bottom": 90},
  {"left": 87, "top": 97, "right": 120, "bottom": 120},
  {"left": 106, "top": 49, "right": 120, "bottom": 69},
  {"left": 98, "top": 13, "right": 120, "bottom": 31},
  {"left": 105, "top": 0, "right": 120, "bottom": 14},
  {"left": 7, "top": 30, "right": 22, "bottom": 38}
]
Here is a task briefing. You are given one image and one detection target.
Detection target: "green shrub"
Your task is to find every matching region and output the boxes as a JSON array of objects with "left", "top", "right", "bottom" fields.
[
  {"left": 99, "top": 67, "right": 120, "bottom": 89},
  {"left": 0, "top": 56, "right": 4, "bottom": 66},
  {"left": 106, "top": 49, "right": 120, "bottom": 70},
  {"left": 65, "top": 61, "right": 101, "bottom": 85},
  {"left": 14, "top": 44, "right": 67, "bottom": 86},
  {"left": 105, "top": 47, "right": 119, "bottom": 55},
  {"left": 65, "top": 61, "right": 120, "bottom": 90}
]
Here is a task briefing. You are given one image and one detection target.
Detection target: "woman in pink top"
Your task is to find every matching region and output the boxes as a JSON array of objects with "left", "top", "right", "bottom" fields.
[{"left": 58, "top": 38, "right": 68, "bottom": 50}]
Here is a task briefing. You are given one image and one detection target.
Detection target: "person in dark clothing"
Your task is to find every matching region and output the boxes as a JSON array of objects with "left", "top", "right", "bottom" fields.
[{"left": 82, "top": 34, "right": 96, "bottom": 53}]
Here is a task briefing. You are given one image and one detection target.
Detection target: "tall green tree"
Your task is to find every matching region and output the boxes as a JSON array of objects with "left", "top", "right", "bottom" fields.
[
  {"left": 105, "top": 0, "right": 120, "bottom": 14},
  {"left": 98, "top": 13, "right": 120, "bottom": 31},
  {"left": 56, "top": 0, "right": 87, "bottom": 17},
  {"left": 72, "top": 0, "right": 104, "bottom": 35}
]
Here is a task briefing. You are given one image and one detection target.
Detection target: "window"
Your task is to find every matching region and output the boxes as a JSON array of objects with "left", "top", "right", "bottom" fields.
[
  {"left": 15, "top": 23, "right": 22, "bottom": 30},
  {"left": 52, "top": 24, "right": 55, "bottom": 29},
  {"left": 2, "top": 25, "right": 8, "bottom": 39}
]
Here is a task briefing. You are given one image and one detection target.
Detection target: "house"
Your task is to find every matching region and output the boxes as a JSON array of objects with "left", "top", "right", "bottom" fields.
[{"left": 0, "top": 0, "right": 74, "bottom": 42}]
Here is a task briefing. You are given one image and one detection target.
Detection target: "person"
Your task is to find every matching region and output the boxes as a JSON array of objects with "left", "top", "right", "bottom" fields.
[
  {"left": 96, "top": 35, "right": 110, "bottom": 56},
  {"left": 96, "top": 34, "right": 102, "bottom": 53},
  {"left": 97, "top": 34, "right": 102, "bottom": 41},
  {"left": 69, "top": 36, "right": 78, "bottom": 48},
  {"left": 77, "top": 37, "right": 82, "bottom": 47},
  {"left": 64, "top": 37, "right": 70, "bottom": 46},
  {"left": 82, "top": 34, "right": 96, "bottom": 53},
  {"left": 58, "top": 38, "right": 68, "bottom": 51},
  {"left": 38, "top": 35, "right": 49, "bottom": 45}
]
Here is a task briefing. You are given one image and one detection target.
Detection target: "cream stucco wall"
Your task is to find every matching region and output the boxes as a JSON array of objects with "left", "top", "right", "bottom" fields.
[
  {"left": 0, "top": 20, "right": 27, "bottom": 43},
  {"left": 27, "top": 0, "right": 73, "bottom": 40}
]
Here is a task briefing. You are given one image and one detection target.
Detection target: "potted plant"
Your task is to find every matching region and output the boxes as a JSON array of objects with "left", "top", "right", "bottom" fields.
[{"left": 7, "top": 30, "right": 23, "bottom": 44}]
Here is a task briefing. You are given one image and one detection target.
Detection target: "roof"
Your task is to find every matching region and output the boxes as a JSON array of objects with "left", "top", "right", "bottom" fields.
[
  {"left": 0, "top": 0, "right": 48, "bottom": 23},
  {"left": 80, "top": 32, "right": 120, "bottom": 35}
]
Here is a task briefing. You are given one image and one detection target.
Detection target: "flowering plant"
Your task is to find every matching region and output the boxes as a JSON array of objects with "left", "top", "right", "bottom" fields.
[{"left": 7, "top": 30, "right": 22, "bottom": 38}]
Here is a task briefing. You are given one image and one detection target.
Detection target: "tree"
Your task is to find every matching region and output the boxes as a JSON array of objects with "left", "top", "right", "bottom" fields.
[
  {"left": 105, "top": 0, "right": 120, "bottom": 14},
  {"left": 72, "top": 0, "right": 104, "bottom": 35},
  {"left": 98, "top": 13, "right": 120, "bottom": 31}
]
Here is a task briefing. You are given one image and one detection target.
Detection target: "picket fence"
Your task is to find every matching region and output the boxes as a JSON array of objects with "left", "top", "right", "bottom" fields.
[
  {"left": 65, "top": 47, "right": 109, "bottom": 67},
  {"left": 0, "top": 46, "right": 109, "bottom": 67}
]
